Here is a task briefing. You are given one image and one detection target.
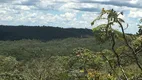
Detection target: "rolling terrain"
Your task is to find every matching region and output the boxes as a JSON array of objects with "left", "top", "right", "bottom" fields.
[{"left": 0, "top": 25, "right": 93, "bottom": 41}]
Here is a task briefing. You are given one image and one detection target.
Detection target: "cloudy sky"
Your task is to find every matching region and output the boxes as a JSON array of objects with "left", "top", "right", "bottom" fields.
[{"left": 0, "top": 0, "right": 142, "bottom": 33}]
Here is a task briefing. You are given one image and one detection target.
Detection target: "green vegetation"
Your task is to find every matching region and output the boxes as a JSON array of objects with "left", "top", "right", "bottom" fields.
[
  {"left": 0, "top": 37, "right": 111, "bottom": 60},
  {"left": 91, "top": 8, "right": 142, "bottom": 79},
  {"left": 0, "top": 25, "right": 93, "bottom": 41},
  {"left": 0, "top": 9, "right": 142, "bottom": 80},
  {"left": 0, "top": 37, "right": 114, "bottom": 80}
]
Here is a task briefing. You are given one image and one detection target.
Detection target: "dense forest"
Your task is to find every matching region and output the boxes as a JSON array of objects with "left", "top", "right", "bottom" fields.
[
  {"left": 0, "top": 25, "right": 93, "bottom": 41},
  {"left": 0, "top": 9, "right": 142, "bottom": 80}
]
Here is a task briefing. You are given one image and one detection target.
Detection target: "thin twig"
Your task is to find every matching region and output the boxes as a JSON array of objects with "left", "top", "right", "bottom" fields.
[{"left": 118, "top": 21, "right": 142, "bottom": 71}]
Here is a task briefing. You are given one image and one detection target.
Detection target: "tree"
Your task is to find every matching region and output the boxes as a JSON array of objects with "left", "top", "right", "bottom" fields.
[
  {"left": 137, "top": 18, "right": 142, "bottom": 35},
  {"left": 91, "top": 8, "right": 142, "bottom": 79}
]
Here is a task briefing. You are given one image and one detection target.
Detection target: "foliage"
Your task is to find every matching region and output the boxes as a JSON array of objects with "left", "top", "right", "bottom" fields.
[
  {"left": 0, "top": 55, "right": 25, "bottom": 80},
  {"left": 0, "top": 25, "right": 93, "bottom": 41},
  {"left": 0, "top": 39, "right": 142, "bottom": 80},
  {"left": 91, "top": 8, "right": 142, "bottom": 79},
  {"left": 137, "top": 18, "right": 142, "bottom": 35},
  {"left": 0, "top": 8, "right": 142, "bottom": 80},
  {"left": 0, "top": 37, "right": 112, "bottom": 60}
]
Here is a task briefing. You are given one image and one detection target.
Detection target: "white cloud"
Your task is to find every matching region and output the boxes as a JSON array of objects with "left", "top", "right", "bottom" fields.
[
  {"left": 17, "top": 5, "right": 31, "bottom": 10},
  {"left": 0, "top": 15, "right": 13, "bottom": 21},
  {"left": 0, "top": 0, "right": 141, "bottom": 33},
  {"left": 60, "top": 12, "right": 76, "bottom": 21},
  {"left": 128, "top": 9, "right": 142, "bottom": 18},
  {"left": 129, "top": 0, "right": 138, "bottom": 4}
]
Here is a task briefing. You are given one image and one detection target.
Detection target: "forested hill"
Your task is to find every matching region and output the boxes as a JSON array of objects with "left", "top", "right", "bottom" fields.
[{"left": 0, "top": 25, "right": 93, "bottom": 41}]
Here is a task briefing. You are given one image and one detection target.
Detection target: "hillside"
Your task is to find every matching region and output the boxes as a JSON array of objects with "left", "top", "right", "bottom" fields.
[
  {"left": 0, "top": 37, "right": 111, "bottom": 60},
  {"left": 0, "top": 25, "right": 93, "bottom": 41}
]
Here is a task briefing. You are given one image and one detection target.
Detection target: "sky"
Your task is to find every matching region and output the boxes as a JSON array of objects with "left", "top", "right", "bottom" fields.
[{"left": 0, "top": 0, "right": 142, "bottom": 34}]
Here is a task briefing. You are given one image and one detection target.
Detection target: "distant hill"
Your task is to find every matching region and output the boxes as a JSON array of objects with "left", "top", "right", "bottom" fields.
[{"left": 0, "top": 25, "right": 93, "bottom": 41}]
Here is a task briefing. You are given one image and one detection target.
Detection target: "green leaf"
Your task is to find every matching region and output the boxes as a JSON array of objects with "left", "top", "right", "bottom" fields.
[
  {"left": 118, "top": 18, "right": 125, "bottom": 23},
  {"left": 91, "top": 21, "right": 95, "bottom": 26}
]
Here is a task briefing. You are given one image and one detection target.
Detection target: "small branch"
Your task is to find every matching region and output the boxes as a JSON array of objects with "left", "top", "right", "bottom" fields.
[
  {"left": 101, "top": 52, "right": 119, "bottom": 77},
  {"left": 118, "top": 21, "right": 142, "bottom": 71},
  {"left": 110, "top": 32, "right": 128, "bottom": 80},
  {"left": 135, "top": 47, "right": 142, "bottom": 54},
  {"left": 110, "top": 32, "right": 121, "bottom": 66}
]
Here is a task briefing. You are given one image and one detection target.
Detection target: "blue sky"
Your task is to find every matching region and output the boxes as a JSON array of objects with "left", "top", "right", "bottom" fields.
[{"left": 0, "top": 0, "right": 142, "bottom": 34}]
